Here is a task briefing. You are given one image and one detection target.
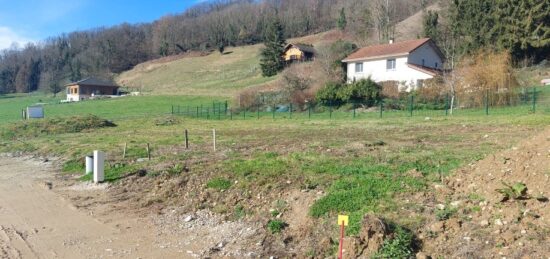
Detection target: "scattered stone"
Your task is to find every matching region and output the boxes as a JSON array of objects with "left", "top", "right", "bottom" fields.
[
  {"left": 450, "top": 201, "right": 461, "bottom": 208},
  {"left": 480, "top": 220, "right": 489, "bottom": 227},
  {"left": 184, "top": 215, "right": 194, "bottom": 222},
  {"left": 494, "top": 219, "right": 503, "bottom": 226},
  {"left": 436, "top": 204, "right": 446, "bottom": 210}
]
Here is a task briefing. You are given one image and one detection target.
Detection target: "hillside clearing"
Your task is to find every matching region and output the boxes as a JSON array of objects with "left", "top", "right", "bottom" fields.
[{"left": 117, "top": 44, "right": 274, "bottom": 97}]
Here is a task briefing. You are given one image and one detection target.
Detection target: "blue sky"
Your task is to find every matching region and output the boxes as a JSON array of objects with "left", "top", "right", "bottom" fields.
[{"left": 0, "top": 0, "right": 200, "bottom": 49}]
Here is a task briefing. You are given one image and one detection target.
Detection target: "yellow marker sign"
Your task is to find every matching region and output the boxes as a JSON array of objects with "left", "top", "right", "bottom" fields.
[{"left": 337, "top": 215, "right": 349, "bottom": 226}]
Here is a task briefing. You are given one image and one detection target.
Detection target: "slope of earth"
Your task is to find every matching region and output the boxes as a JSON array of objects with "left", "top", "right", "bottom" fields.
[
  {"left": 417, "top": 127, "right": 550, "bottom": 258},
  {"left": 115, "top": 31, "right": 355, "bottom": 97}
]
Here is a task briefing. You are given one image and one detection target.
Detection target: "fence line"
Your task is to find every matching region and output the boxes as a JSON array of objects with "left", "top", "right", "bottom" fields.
[{"left": 171, "top": 87, "right": 550, "bottom": 121}]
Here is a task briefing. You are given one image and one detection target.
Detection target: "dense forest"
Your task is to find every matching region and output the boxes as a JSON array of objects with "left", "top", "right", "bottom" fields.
[{"left": 0, "top": 0, "right": 548, "bottom": 94}]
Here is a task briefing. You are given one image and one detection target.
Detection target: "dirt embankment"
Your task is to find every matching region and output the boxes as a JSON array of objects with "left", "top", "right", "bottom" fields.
[{"left": 417, "top": 127, "right": 550, "bottom": 258}]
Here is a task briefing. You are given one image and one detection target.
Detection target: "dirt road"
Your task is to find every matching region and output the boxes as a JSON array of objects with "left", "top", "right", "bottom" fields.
[{"left": 0, "top": 156, "right": 189, "bottom": 259}]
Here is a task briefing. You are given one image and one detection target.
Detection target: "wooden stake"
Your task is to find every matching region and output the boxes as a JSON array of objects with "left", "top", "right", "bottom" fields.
[
  {"left": 212, "top": 129, "right": 216, "bottom": 151},
  {"left": 123, "top": 142, "right": 127, "bottom": 159},
  {"left": 185, "top": 129, "right": 189, "bottom": 149},
  {"left": 146, "top": 143, "right": 151, "bottom": 161}
]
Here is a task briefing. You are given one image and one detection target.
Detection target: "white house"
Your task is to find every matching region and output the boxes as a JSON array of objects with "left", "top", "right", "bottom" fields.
[{"left": 342, "top": 38, "right": 444, "bottom": 92}]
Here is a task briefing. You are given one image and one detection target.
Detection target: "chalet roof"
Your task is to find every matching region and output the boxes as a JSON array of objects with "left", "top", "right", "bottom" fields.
[
  {"left": 343, "top": 38, "right": 442, "bottom": 62},
  {"left": 66, "top": 78, "right": 119, "bottom": 88},
  {"left": 286, "top": 43, "right": 315, "bottom": 54}
]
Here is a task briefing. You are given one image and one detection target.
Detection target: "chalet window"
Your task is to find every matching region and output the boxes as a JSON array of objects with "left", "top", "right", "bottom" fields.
[
  {"left": 422, "top": 59, "right": 425, "bottom": 66},
  {"left": 355, "top": 63, "right": 363, "bottom": 73},
  {"left": 386, "top": 59, "right": 396, "bottom": 70},
  {"left": 435, "top": 62, "right": 439, "bottom": 68}
]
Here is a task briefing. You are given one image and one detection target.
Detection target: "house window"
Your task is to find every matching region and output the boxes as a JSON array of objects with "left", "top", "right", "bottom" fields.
[
  {"left": 355, "top": 63, "right": 363, "bottom": 73},
  {"left": 422, "top": 59, "right": 425, "bottom": 66},
  {"left": 435, "top": 62, "right": 438, "bottom": 68},
  {"left": 386, "top": 59, "right": 396, "bottom": 70}
]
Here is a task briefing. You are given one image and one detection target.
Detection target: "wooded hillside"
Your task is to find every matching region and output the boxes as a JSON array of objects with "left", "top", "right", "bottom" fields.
[{"left": 0, "top": 0, "right": 548, "bottom": 94}]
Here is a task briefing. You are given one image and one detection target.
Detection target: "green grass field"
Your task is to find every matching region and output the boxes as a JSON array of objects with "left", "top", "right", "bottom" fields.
[
  {"left": 0, "top": 94, "right": 227, "bottom": 125},
  {"left": 116, "top": 44, "right": 277, "bottom": 97}
]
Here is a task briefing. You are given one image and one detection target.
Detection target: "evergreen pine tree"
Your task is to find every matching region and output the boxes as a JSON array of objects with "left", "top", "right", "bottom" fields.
[
  {"left": 337, "top": 8, "right": 347, "bottom": 31},
  {"left": 260, "top": 17, "right": 286, "bottom": 77},
  {"left": 422, "top": 10, "right": 439, "bottom": 41}
]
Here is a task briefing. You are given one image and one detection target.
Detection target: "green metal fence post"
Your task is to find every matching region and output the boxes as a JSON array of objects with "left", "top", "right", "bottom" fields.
[
  {"left": 243, "top": 109, "right": 246, "bottom": 120},
  {"left": 257, "top": 105, "right": 260, "bottom": 119},
  {"left": 379, "top": 101, "right": 383, "bottom": 118},
  {"left": 409, "top": 95, "right": 414, "bottom": 117},
  {"left": 196, "top": 106, "right": 199, "bottom": 118},
  {"left": 308, "top": 103, "right": 311, "bottom": 120},
  {"left": 272, "top": 105, "right": 276, "bottom": 119},
  {"left": 485, "top": 90, "right": 489, "bottom": 116},
  {"left": 171, "top": 105, "right": 174, "bottom": 115},
  {"left": 330, "top": 105, "right": 333, "bottom": 119},
  {"left": 532, "top": 87, "right": 537, "bottom": 113},
  {"left": 353, "top": 104, "right": 356, "bottom": 119},
  {"left": 445, "top": 94, "right": 449, "bottom": 116},
  {"left": 230, "top": 109, "right": 233, "bottom": 120},
  {"left": 178, "top": 105, "right": 180, "bottom": 115},
  {"left": 200, "top": 105, "right": 203, "bottom": 117},
  {"left": 207, "top": 108, "right": 210, "bottom": 120},
  {"left": 218, "top": 105, "right": 221, "bottom": 120},
  {"left": 225, "top": 101, "right": 228, "bottom": 114},
  {"left": 289, "top": 103, "right": 293, "bottom": 119}
]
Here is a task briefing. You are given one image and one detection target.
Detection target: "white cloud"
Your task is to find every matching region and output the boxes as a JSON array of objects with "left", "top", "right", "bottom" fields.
[{"left": 0, "top": 26, "right": 33, "bottom": 50}]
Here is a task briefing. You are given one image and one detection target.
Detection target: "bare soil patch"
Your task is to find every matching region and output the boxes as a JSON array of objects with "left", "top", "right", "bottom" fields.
[{"left": 417, "top": 127, "right": 550, "bottom": 258}]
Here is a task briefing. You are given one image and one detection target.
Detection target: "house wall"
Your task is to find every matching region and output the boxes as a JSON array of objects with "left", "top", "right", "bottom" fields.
[
  {"left": 284, "top": 47, "right": 303, "bottom": 61},
  {"left": 408, "top": 43, "right": 443, "bottom": 69},
  {"left": 65, "top": 84, "right": 118, "bottom": 102},
  {"left": 346, "top": 55, "right": 433, "bottom": 92}
]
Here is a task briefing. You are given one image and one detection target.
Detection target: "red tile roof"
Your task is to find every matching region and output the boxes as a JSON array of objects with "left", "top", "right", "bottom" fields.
[{"left": 343, "top": 38, "right": 435, "bottom": 62}]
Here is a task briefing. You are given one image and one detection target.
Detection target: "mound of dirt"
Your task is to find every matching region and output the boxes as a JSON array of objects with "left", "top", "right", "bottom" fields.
[{"left": 419, "top": 127, "right": 550, "bottom": 258}]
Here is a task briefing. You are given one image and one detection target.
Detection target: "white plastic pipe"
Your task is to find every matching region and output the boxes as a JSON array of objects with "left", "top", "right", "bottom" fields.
[
  {"left": 93, "top": 151, "right": 105, "bottom": 183},
  {"left": 85, "top": 156, "right": 93, "bottom": 175}
]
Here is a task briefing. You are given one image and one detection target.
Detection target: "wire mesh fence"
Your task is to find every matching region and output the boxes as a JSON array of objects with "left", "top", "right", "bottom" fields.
[{"left": 171, "top": 86, "right": 550, "bottom": 121}]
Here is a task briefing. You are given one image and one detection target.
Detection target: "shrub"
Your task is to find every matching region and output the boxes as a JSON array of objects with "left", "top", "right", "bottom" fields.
[
  {"left": 373, "top": 226, "right": 414, "bottom": 259},
  {"left": 316, "top": 78, "right": 382, "bottom": 107},
  {"left": 267, "top": 219, "right": 287, "bottom": 234},
  {"left": 316, "top": 81, "right": 345, "bottom": 106},
  {"left": 435, "top": 206, "right": 457, "bottom": 221},
  {"left": 342, "top": 78, "right": 382, "bottom": 106},
  {"left": 455, "top": 50, "right": 521, "bottom": 107}
]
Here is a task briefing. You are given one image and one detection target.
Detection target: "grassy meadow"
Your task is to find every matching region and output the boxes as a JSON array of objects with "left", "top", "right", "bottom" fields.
[{"left": 116, "top": 44, "right": 277, "bottom": 97}]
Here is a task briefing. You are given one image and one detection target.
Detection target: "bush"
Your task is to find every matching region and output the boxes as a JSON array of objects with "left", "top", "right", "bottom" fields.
[
  {"left": 373, "top": 226, "right": 414, "bottom": 259},
  {"left": 267, "top": 219, "right": 287, "bottom": 234},
  {"left": 316, "top": 78, "right": 381, "bottom": 107},
  {"left": 343, "top": 78, "right": 382, "bottom": 106},
  {"left": 316, "top": 81, "right": 345, "bottom": 106}
]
